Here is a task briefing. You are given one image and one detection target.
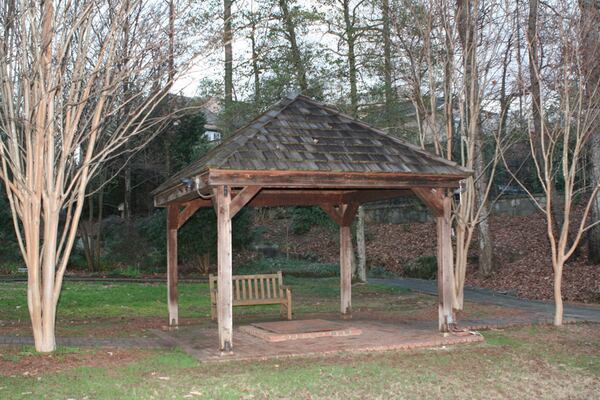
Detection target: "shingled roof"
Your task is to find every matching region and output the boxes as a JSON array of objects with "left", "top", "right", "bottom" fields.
[{"left": 154, "top": 94, "right": 469, "bottom": 198}]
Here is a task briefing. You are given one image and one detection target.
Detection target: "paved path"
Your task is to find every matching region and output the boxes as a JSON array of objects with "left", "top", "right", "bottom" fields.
[
  {"left": 0, "top": 335, "right": 173, "bottom": 348},
  {"left": 372, "top": 277, "right": 600, "bottom": 323}
]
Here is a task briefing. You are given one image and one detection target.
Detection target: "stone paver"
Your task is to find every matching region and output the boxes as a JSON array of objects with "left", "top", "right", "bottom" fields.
[
  {"left": 239, "top": 321, "right": 362, "bottom": 342},
  {"left": 151, "top": 320, "right": 483, "bottom": 363}
]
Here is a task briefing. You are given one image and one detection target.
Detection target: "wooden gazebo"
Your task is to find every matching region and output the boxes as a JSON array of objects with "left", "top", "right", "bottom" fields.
[{"left": 153, "top": 94, "right": 471, "bottom": 352}]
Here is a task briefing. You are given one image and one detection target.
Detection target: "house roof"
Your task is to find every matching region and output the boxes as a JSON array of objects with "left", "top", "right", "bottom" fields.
[
  {"left": 198, "top": 96, "right": 221, "bottom": 132},
  {"left": 153, "top": 94, "right": 471, "bottom": 205}
]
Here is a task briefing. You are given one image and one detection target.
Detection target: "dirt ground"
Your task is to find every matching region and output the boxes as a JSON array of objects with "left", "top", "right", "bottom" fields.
[{"left": 0, "top": 347, "right": 147, "bottom": 377}]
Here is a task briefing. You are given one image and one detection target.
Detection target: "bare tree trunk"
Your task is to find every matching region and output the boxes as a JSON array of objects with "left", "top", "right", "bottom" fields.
[
  {"left": 580, "top": 0, "right": 600, "bottom": 263},
  {"left": 382, "top": 0, "right": 393, "bottom": 127},
  {"left": 82, "top": 195, "right": 95, "bottom": 271},
  {"left": 224, "top": 0, "right": 233, "bottom": 105},
  {"left": 356, "top": 206, "right": 367, "bottom": 282},
  {"left": 279, "top": 0, "right": 308, "bottom": 92},
  {"left": 590, "top": 141, "right": 600, "bottom": 262},
  {"left": 342, "top": 0, "right": 358, "bottom": 115},
  {"left": 442, "top": 21, "right": 454, "bottom": 160},
  {"left": 553, "top": 260, "right": 564, "bottom": 325},
  {"left": 124, "top": 166, "right": 132, "bottom": 221},
  {"left": 0, "top": 0, "right": 191, "bottom": 352},
  {"left": 94, "top": 183, "right": 104, "bottom": 269},
  {"left": 457, "top": 0, "right": 493, "bottom": 276},
  {"left": 527, "top": 0, "right": 564, "bottom": 240},
  {"left": 250, "top": 14, "right": 261, "bottom": 104},
  {"left": 32, "top": 0, "right": 57, "bottom": 353}
]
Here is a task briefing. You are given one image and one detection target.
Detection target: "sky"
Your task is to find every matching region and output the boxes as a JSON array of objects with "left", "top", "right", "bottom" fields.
[{"left": 171, "top": 0, "right": 340, "bottom": 98}]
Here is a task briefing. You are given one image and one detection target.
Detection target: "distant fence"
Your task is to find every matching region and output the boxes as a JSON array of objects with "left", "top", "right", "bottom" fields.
[{"left": 363, "top": 194, "right": 546, "bottom": 225}]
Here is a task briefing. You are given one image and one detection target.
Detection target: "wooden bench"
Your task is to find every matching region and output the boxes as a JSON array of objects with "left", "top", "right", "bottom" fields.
[{"left": 209, "top": 272, "right": 292, "bottom": 321}]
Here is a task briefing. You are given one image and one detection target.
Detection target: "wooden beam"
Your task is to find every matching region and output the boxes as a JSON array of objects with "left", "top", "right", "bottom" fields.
[
  {"left": 412, "top": 187, "right": 445, "bottom": 216},
  {"left": 216, "top": 185, "right": 233, "bottom": 352},
  {"left": 249, "top": 189, "right": 345, "bottom": 207},
  {"left": 436, "top": 193, "right": 455, "bottom": 332},
  {"left": 177, "top": 198, "right": 211, "bottom": 228},
  {"left": 320, "top": 204, "right": 344, "bottom": 225},
  {"left": 208, "top": 169, "right": 465, "bottom": 190},
  {"left": 167, "top": 204, "right": 178, "bottom": 327},
  {"left": 154, "top": 171, "right": 210, "bottom": 207},
  {"left": 229, "top": 186, "right": 261, "bottom": 218},
  {"left": 341, "top": 203, "right": 359, "bottom": 226},
  {"left": 209, "top": 187, "right": 218, "bottom": 215},
  {"left": 321, "top": 203, "right": 358, "bottom": 227},
  {"left": 340, "top": 189, "right": 410, "bottom": 205}
]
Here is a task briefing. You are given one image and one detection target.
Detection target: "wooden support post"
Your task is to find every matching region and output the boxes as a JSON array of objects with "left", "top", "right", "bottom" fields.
[
  {"left": 321, "top": 203, "right": 356, "bottom": 317},
  {"left": 324, "top": 203, "right": 358, "bottom": 318},
  {"left": 412, "top": 187, "right": 456, "bottom": 332},
  {"left": 436, "top": 194, "right": 455, "bottom": 332},
  {"left": 340, "top": 223, "right": 353, "bottom": 318},
  {"left": 216, "top": 185, "right": 233, "bottom": 352},
  {"left": 167, "top": 204, "right": 179, "bottom": 327}
]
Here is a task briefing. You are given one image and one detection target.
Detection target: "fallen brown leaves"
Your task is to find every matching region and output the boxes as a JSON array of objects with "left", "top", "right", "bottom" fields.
[
  {"left": 258, "top": 212, "right": 600, "bottom": 304},
  {"left": 466, "top": 213, "right": 600, "bottom": 304}
]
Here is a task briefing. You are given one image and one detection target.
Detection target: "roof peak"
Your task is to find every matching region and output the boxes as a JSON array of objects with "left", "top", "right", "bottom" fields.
[{"left": 153, "top": 95, "right": 471, "bottom": 199}]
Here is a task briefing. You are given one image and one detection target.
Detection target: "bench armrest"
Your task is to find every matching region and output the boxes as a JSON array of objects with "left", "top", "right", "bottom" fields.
[{"left": 280, "top": 285, "right": 292, "bottom": 293}]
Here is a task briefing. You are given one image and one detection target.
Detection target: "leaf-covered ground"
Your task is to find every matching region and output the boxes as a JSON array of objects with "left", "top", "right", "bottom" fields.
[{"left": 259, "top": 213, "right": 600, "bottom": 303}]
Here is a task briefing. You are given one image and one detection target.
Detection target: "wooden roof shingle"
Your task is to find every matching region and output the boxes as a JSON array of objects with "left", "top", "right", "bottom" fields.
[{"left": 153, "top": 94, "right": 471, "bottom": 202}]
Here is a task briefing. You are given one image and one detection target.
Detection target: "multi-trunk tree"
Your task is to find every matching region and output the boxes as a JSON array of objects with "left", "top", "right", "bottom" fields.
[
  {"left": 580, "top": 0, "right": 600, "bottom": 262},
  {"left": 504, "top": 0, "right": 600, "bottom": 325},
  {"left": 0, "top": 0, "right": 197, "bottom": 352}
]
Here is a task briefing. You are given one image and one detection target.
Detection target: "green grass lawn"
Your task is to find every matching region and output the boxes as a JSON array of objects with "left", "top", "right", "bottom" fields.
[
  {"left": 0, "top": 324, "right": 599, "bottom": 399},
  {"left": 1, "top": 278, "right": 599, "bottom": 399},
  {"left": 0, "top": 277, "right": 411, "bottom": 321}
]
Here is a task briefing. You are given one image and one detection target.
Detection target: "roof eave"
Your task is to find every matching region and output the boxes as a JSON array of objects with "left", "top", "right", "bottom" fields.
[
  {"left": 153, "top": 170, "right": 210, "bottom": 207},
  {"left": 207, "top": 168, "right": 468, "bottom": 190}
]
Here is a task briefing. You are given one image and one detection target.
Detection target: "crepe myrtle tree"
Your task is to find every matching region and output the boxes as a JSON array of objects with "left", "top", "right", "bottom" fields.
[
  {"left": 0, "top": 0, "right": 198, "bottom": 352},
  {"left": 505, "top": 0, "right": 600, "bottom": 325}
]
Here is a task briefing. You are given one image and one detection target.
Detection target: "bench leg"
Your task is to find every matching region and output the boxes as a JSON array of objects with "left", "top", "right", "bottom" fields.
[{"left": 211, "top": 303, "right": 217, "bottom": 321}]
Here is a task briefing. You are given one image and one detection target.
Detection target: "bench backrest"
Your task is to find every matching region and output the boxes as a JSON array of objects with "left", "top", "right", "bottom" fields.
[{"left": 209, "top": 272, "right": 285, "bottom": 301}]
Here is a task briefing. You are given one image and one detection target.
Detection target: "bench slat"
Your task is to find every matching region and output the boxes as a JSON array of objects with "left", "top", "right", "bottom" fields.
[
  {"left": 210, "top": 273, "right": 287, "bottom": 301},
  {"left": 210, "top": 272, "right": 292, "bottom": 321},
  {"left": 260, "top": 277, "right": 265, "bottom": 299},
  {"left": 234, "top": 298, "right": 287, "bottom": 306}
]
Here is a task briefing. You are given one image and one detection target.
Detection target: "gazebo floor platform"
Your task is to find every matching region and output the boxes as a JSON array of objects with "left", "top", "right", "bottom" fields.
[
  {"left": 151, "top": 319, "right": 483, "bottom": 363},
  {"left": 240, "top": 319, "right": 363, "bottom": 342}
]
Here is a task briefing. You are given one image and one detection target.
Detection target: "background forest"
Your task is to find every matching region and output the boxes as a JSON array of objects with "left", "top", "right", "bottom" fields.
[{"left": 1, "top": 0, "right": 599, "bottom": 352}]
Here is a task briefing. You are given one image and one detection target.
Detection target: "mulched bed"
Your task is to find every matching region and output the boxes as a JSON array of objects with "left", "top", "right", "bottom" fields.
[{"left": 258, "top": 213, "right": 600, "bottom": 304}]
